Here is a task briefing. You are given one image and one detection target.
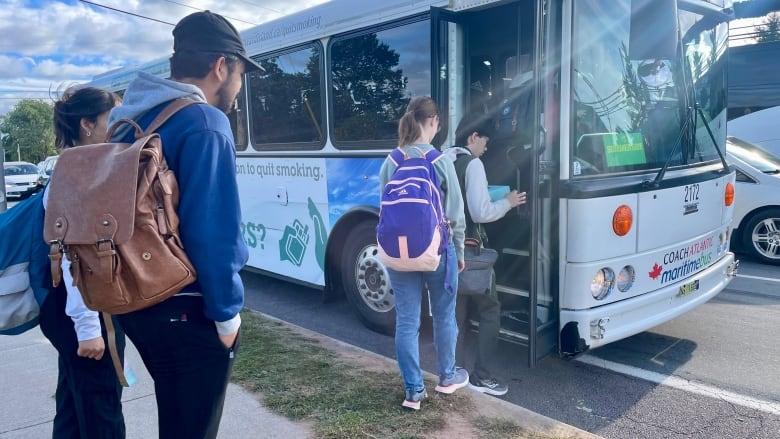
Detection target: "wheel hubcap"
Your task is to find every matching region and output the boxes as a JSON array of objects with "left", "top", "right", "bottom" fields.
[
  {"left": 752, "top": 217, "right": 780, "bottom": 260},
  {"left": 354, "top": 244, "right": 394, "bottom": 313}
]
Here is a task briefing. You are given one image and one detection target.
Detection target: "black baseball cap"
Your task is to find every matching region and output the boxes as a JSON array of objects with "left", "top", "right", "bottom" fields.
[{"left": 173, "top": 11, "right": 265, "bottom": 72}]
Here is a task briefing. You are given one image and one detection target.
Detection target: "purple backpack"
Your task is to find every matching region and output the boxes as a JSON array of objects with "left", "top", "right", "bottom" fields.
[{"left": 377, "top": 146, "right": 450, "bottom": 271}]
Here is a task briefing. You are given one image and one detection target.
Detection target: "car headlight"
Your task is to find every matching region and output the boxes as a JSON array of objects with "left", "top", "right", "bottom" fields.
[{"left": 590, "top": 268, "right": 615, "bottom": 300}]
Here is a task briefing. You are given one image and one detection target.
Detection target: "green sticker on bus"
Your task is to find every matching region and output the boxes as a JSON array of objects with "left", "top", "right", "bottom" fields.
[{"left": 603, "top": 133, "right": 647, "bottom": 167}]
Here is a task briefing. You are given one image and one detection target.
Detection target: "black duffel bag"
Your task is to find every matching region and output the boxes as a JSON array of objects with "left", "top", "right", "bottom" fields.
[{"left": 458, "top": 238, "right": 498, "bottom": 295}]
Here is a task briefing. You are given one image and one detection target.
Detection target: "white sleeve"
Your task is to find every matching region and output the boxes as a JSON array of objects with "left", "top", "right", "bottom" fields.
[
  {"left": 45, "top": 180, "right": 101, "bottom": 342},
  {"left": 465, "top": 158, "right": 512, "bottom": 224},
  {"left": 62, "top": 258, "right": 102, "bottom": 342}
]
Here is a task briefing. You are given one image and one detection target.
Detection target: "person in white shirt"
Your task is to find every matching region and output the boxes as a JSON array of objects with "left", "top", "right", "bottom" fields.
[
  {"left": 39, "top": 85, "right": 126, "bottom": 438},
  {"left": 445, "top": 112, "right": 525, "bottom": 396}
]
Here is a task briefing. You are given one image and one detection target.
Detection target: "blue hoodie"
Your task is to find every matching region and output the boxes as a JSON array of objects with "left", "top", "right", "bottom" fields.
[{"left": 108, "top": 72, "right": 248, "bottom": 327}]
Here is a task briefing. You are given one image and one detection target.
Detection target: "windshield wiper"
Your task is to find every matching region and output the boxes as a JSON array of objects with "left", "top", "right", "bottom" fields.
[
  {"left": 645, "top": 102, "right": 728, "bottom": 188},
  {"left": 695, "top": 104, "right": 729, "bottom": 170},
  {"left": 645, "top": 105, "right": 692, "bottom": 188}
]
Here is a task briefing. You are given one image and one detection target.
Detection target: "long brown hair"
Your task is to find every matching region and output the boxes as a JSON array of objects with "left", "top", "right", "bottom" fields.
[{"left": 397, "top": 96, "right": 439, "bottom": 147}]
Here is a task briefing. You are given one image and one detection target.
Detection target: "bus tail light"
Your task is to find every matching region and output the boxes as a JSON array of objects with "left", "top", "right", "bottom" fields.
[
  {"left": 724, "top": 182, "right": 734, "bottom": 206},
  {"left": 612, "top": 205, "right": 633, "bottom": 236}
]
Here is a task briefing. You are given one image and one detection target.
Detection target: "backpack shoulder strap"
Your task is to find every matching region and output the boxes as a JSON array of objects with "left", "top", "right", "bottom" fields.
[
  {"left": 388, "top": 147, "right": 406, "bottom": 166},
  {"left": 424, "top": 148, "right": 444, "bottom": 163},
  {"left": 452, "top": 152, "right": 482, "bottom": 242},
  {"left": 143, "top": 99, "right": 202, "bottom": 136},
  {"left": 453, "top": 152, "right": 475, "bottom": 176}
]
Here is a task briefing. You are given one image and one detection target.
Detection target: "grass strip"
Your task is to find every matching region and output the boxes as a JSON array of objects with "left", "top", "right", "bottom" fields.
[{"left": 232, "top": 310, "right": 564, "bottom": 438}]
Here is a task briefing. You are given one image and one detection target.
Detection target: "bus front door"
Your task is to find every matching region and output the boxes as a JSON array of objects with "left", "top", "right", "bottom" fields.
[{"left": 433, "top": 1, "right": 559, "bottom": 368}]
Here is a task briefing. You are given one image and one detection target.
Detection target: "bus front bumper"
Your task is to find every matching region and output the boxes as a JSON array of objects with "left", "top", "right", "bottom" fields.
[{"left": 559, "top": 253, "right": 737, "bottom": 356}]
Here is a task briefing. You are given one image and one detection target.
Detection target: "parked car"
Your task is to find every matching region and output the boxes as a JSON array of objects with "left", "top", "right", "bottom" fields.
[
  {"left": 4, "top": 161, "right": 43, "bottom": 200},
  {"left": 37, "top": 155, "right": 58, "bottom": 186},
  {"left": 727, "top": 136, "right": 780, "bottom": 265},
  {"left": 728, "top": 106, "right": 780, "bottom": 158}
]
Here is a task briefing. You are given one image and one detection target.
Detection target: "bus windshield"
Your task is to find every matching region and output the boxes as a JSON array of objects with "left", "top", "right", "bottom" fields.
[{"left": 570, "top": 0, "right": 727, "bottom": 177}]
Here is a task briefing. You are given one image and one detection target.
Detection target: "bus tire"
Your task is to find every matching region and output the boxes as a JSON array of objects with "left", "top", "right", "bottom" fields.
[
  {"left": 340, "top": 220, "right": 396, "bottom": 335},
  {"left": 741, "top": 207, "right": 780, "bottom": 265}
]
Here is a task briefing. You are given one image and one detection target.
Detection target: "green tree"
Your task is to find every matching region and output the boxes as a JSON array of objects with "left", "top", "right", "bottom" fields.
[
  {"left": 757, "top": 12, "right": 780, "bottom": 43},
  {"left": 1, "top": 99, "right": 56, "bottom": 164},
  {"left": 330, "top": 33, "right": 408, "bottom": 141}
]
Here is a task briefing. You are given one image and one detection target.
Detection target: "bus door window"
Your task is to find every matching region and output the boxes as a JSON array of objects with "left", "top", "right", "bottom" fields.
[{"left": 459, "top": 1, "right": 538, "bottom": 313}]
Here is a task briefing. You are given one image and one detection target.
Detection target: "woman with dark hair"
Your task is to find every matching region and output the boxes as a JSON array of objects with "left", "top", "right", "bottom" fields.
[
  {"left": 378, "top": 96, "right": 467, "bottom": 411},
  {"left": 53, "top": 86, "right": 119, "bottom": 149},
  {"left": 40, "top": 85, "right": 126, "bottom": 438}
]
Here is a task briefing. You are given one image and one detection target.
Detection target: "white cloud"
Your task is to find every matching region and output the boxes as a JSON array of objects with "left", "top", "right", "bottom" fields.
[{"left": 0, "top": 0, "right": 327, "bottom": 115}]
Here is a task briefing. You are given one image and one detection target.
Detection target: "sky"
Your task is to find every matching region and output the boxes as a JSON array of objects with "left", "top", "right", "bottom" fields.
[
  {"left": 0, "top": 0, "right": 328, "bottom": 116},
  {"left": 0, "top": 0, "right": 775, "bottom": 117}
]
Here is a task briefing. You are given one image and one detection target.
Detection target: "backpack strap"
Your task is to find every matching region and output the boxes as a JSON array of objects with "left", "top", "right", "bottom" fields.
[
  {"left": 141, "top": 99, "right": 201, "bottom": 137},
  {"left": 101, "top": 312, "right": 129, "bottom": 387},
  {"left": 388, "top": 147, "right": 406, "bottom": 166},
  {"left": 423, "top": 148, "right": 444, "bottom": 163},
  {"left": 452, "top": 152, "right": 485, "bottom": 244}
]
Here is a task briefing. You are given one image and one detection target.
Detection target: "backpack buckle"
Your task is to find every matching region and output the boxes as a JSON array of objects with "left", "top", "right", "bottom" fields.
[
  {"left": 48, "top": 240, "right": 65, "bottom": 287},
  {"left": 95, "top": 239, "right": 117, "bottom": 284},
  {"left": 95, "top": 238, "right": 116, "bottom": 250}
]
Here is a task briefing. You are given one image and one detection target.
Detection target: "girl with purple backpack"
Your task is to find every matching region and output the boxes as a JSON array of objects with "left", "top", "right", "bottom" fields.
[{"left": 378, "top": 96, "right": 468, "bottom": 410}]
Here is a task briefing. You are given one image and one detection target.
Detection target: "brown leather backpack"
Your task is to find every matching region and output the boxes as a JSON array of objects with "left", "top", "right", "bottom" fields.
[{"left": 43, "top": 99, "right": 197, "bottom": 316}]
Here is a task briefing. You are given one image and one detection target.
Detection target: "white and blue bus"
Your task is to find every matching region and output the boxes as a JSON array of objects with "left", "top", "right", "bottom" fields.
[{"left": 91, "top": 0, "right": 738, "bottom": 365}]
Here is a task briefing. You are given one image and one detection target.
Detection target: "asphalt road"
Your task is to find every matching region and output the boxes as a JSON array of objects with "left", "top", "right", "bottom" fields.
[
  {"left": 241, "top": 259, "right": 780, "bottom": 439},
  {"left": 5, "top": 198, "right": 778, "bottom": 437}
]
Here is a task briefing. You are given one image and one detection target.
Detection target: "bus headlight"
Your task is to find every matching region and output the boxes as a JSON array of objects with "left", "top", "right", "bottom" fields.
[
  {"left": 617, "top": 266, "right": 635, "bottom": 292},
  {"left": 590, "top": 268, "right": 615, "bottom": 300}
]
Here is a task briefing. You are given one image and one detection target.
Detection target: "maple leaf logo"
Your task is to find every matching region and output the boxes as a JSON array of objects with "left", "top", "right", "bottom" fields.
[{"left": 649, "top": 263, "right": 663, "bottom": 280}]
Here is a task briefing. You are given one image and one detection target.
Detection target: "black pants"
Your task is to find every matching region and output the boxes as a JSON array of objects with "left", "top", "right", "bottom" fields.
[
  {"left": 38, "top": 284, "right": 126, "bottom": 439},
  {"left": 117, "top": 296, "right": 239, "bottom": 439},
  {"left": 456, "top": 272, "right": 500, "bottom": 379}
]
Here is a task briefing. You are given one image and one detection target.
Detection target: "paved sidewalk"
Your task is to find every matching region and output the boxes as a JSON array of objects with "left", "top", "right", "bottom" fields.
[
  {"left": 0, "top": 327, "right": 311, "bottom": 439},
  {"left": 0, "top": 315, "right": 599, "bottom": 438}
]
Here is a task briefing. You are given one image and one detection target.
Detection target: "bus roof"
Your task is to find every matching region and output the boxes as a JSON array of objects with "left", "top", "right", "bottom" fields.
[
  {"left": 90, "top": 57, "right": 170, "bottom": 92},
  {"left": 241, "top": 0, "right": 449, "bottom": 55},
  {"left": 90, "top": 0, "right": 509, "bottom": 89}
]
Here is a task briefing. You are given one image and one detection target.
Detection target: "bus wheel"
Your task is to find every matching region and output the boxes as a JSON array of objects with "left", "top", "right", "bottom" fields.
[
  {"left": 340, "top": 220, "right": 395, "bottom": 335},
  {"left": 742, "top": 208, "right": 780, "bottom": 265}
]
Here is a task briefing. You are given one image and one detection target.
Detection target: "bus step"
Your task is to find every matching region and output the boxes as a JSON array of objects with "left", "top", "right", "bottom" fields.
[
  {"left": 496, "top": 284, "right": 529, "bottom": 297},
  {"left": 501, "top": 248, "right": 529, "bottom": 257},
  {"left": 464, "top": 318, "right": 529, "bottom": 345},
  {"left": 498, "top": 327, "right": 529, "bottom": 345}
]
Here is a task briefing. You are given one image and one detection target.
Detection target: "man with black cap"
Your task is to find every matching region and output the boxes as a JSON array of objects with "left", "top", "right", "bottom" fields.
[{"left": 107, "top": 10, "right": 263, "bottom": 439}]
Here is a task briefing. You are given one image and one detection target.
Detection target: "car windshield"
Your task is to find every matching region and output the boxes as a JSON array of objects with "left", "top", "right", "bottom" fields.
[
  {"left": 4, "top": 163, "right": 39, "bottom": 175},
  {"left": 728, "top": 136, "right": 780, "bottom": 174}
]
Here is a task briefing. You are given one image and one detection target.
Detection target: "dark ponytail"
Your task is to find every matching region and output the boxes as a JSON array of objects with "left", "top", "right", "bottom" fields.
[{"left": 53, "top": 86, "right": 119, "bottom": 149}]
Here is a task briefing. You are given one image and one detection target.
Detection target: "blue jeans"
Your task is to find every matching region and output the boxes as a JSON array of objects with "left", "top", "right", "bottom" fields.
[{"left": 389, "top": 244, "right": 459, "bottom": 391}]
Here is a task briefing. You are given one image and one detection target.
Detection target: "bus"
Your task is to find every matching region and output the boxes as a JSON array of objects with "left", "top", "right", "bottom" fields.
[{"left": 91, "top": 0, "right": 738, "bottom": 366}]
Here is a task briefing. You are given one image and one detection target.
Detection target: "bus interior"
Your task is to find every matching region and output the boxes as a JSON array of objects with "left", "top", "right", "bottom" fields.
[{"left": 451, "top": 1, "right": 549, "bottom": 345}]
